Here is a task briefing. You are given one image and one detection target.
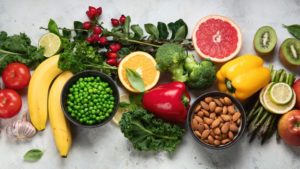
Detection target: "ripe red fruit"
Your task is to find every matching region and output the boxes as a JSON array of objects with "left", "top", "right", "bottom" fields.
[
  {"left": 96, "top": 7, "right": 102, "bottom": 16},
  {"left": 119, "top": 15, "right": 126, "bottom": 25},
  {"left": 106, "top": 58, "right": 117, "bottom": 66},
  {"left": 86, "top": 6, "right": 97, "bottom": 20},
  {"left": 83, "top": 21, "right": 91, "bottom": 30},
  {"left": 98, "top": 36, "right": 108, "bottom": 45},
  {"left": 93, "top": 26, "right": 102, "bottom": 35},
  {"left": 106, "top": 52, "right": 117, "bottom": 59},
  {"left": 86, "top": 36, "right": 94, "bottom": 43},
  {"left": 111, "top": 18, "right": 120, "bottom": 27},
  {"left": 109, "top": 43, "right": 121, "bottom": 52},
  {"left": 91, "top": 34, "right": 100, "bottom": 42}
]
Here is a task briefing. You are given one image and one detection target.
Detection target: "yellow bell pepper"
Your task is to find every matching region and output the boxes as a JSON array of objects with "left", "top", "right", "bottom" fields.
[{"left": 216, "top": 54, "right": 271, "bottom": 101}]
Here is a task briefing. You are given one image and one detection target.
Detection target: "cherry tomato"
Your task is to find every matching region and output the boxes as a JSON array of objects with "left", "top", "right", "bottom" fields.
[
  {"left": 2, "top": 62, "right": 31, "bottom": 90},
  {"left": 0, "top": 89, "right": 22, "bottom": 118}
]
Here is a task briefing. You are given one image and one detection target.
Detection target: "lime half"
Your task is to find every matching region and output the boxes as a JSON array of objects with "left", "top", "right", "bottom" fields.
[
  {"left": 269, "top": 82, "right": 293, "bottom": 105},
  {"left": 112, "top": 94, "right": 130, "bottom": 126},
  {"left": 262, "top": 83, "right": 296, "bottom": 114},
  {"left": 38, "top": 33, "right": 61, "bottom": 57}
]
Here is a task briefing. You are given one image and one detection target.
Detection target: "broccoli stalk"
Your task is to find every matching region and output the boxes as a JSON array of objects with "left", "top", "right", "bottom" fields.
[{"left": 155, "top": 43, "right": 216, "bottom": 90}]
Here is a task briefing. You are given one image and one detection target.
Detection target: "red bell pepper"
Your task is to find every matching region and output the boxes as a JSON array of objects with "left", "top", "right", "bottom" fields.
[{"left": 142, "top": 82, "right": 190, "bottom": 125}]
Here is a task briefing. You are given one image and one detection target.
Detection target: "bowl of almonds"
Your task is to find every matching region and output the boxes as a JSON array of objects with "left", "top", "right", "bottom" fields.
[{"left": 188, "top": 91, "right": 246, "bottom": 149}]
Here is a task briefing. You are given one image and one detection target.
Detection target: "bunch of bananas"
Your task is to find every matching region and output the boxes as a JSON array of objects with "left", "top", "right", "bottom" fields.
[{"left": 28, "top": 55, "right": 72, "bottom": 157}]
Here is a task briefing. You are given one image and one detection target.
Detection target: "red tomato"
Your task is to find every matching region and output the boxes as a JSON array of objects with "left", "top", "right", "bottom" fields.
[
  {"left": 0, "top": 89, "right": 22, "bottom": 118},
  {"left": 2, "top": 63, "right": 31, "bottom": 90}
]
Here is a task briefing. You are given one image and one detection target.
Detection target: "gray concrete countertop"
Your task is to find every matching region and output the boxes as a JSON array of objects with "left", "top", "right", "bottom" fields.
[{"left": 0, "top": 0, "right": 300, "bottom": 169}]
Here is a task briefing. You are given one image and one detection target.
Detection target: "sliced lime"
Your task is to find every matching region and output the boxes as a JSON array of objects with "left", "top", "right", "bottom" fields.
[
  {"left": 269, "top": 82, "right": 293, "bottom": 105},
  {"left": 262, "top": 83, "right": 296, "bottom": 114},
  {"left": 38, "top": 33, "right": 61, "bottom": 57},
  {"left": 112, "top": 93, "right": 130, "bottom": 126}
]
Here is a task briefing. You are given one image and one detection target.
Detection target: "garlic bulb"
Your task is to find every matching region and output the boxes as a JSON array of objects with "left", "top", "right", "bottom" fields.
[{"left": 6, "top": 113, "right": 36, "bottom": 140}]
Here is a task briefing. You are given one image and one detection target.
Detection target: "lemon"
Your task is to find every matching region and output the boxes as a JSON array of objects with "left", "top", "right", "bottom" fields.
[
  {"left": 269, "top": 82, "right": 293, "bottom": 105},
  {"left": 38, "top": 33, "right": 61, "bottom": 57},
  {"left": 112, "top": 93, "right": 130, "bottom": 126},
  {"left": 262, "top": 83, "right": 296, "bottom": 114}
]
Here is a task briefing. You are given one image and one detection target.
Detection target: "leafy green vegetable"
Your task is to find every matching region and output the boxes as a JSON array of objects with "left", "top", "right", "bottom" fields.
[
  {"left": 0, "top": 31, "right": 45, "bottom": 73},
  {"left": 144, "top": 23, "right": 159, "bottom": 39},
  {"left": 131, "top": 25, "right": 144, "bottom": 39},
  {"left": 283, "top": 24, "right": 300, "bottom": 40},
  {"left": 126, "top": 68, "right": 145, "bottom": 92},
  {"left": 174, "top": 25, "right": 187, "bottom": 41},
  {"left": 155, "top": 43, "right": 216, "bottom": 90},
  {"left": 73, "top": 21, "right": 88, "bottom": 40},
  {"left": 24, "top": 149, "right": 43, "bottom": 162},
  {"left": 58, "top": 41, "right": 117, "bottom": 75},
  {"left": 119, "top": 108, "right": 184, "bottom": 152},
  {"left": 48, "top": 19, "right": 60, "bottom": 36},
  {"left": 157, "top": 22, "right": 169, "bottom": 39},
  {"left": 168, "top": 19, "right": 188, "bottom": 39}
]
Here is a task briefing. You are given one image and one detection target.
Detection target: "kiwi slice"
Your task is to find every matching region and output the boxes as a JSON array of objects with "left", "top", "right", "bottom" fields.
[
  {"left": 280, "top": 38, "right": 300, "bottom": 66},
  {"left": 253, "top": 26, "right": 277, "bottom": 56}
]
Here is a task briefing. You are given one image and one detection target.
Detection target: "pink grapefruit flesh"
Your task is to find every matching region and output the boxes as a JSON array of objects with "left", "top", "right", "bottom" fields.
[{"left": 192, "top": 15, "right": 242, "bottom": 63}]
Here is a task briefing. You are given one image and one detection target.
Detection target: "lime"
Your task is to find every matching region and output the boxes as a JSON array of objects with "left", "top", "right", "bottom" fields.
[
  {"left": 262, "top": 83, "right": 296, "bottom": 114},
  {"left": 38, "top": 33, "right": 61, "bottom": 57},
  {"left": 112, "top": 93, "right": 130, "bottom": 126},
  {"left": 269, "top": 82, "right": 293, "bottom": 105}
]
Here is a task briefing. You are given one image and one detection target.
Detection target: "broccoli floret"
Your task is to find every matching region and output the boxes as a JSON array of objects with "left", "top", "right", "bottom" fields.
[
  {"left": 155, "top": 43, "right": 188, "bottom": 82},
  {"left": 185, "top": 55, "right": 216, "bottom": 89},
  {"left": 155, "top": 44, "right": 216, "bottom": 89}
]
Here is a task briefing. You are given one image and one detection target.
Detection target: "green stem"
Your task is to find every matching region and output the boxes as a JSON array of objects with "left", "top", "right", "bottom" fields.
[
  {"left": 0, "top": 49, "right": 24, "bottom": 55},
  {"left": 40, "top": 26, "right": 89, "bottom": 32},
  {"left": 120, "top": 38, "right": 161, "bottom": 48},
  {"left": 279, "top": 72, "right": 286, "bottom": 83},
  {"left": 132, "top": 121, "right": 178, "bottom": 140},
  {"left": 225, "top": 79, "right": 236, "bottom": 93}
]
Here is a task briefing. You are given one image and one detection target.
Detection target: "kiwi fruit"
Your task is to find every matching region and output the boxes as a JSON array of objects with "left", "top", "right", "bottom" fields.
[
  {"left": 253, "top": 26, "right": 277, "bottom": 56},
  {"left": 280, "top": 38, "right": 300, "bottom": 66}
]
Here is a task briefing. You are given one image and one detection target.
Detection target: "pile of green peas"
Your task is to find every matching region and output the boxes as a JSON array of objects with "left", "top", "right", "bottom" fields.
[{"left": 67, "top": 76, "right": 115, "bottom": 125}]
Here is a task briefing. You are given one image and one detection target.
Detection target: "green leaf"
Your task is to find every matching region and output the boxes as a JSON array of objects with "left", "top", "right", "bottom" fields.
[
  {"left": 129, "top": 93, "right": 144, "bottom": 107},
  {"left": 168, "top": 19, "right": 188, "bottom": 39},
  {"left": 126, "top": 68, "right": 145, "bottom": 92},
  {"left": 124, "top": 16, "right": 131, "bottom": 36},
  {"left": 73, "top": 21, "right": 88, "bottom": 40},
  {"left": 144, "top": 23, "right": 159, "bottom": 39},
  {"left": 117, "top": 47, "right": 131, "bottom": 58},
  {"left": 119, "top": 102, "right": 130, "bottom": 108},
  {"left": 174, "top": 25, "right": 187, "bottom": 40},
  {"left": 62, "top": 28, "right": 71, "bottom": 39},
  {"left": 24, "top": 149, "right": 43, "bottom": 162},
  {"left": 48, "top": 19, "right": 60, "bottom": 36},
  {"left": 131, "top": 25, "right": 144, "bottom": 39},
  {"left": 283, "top": 24, "right": 300, "bottom": 40},
  {"left": 157, "top": 22, "right": 169, "bottom": 39}
]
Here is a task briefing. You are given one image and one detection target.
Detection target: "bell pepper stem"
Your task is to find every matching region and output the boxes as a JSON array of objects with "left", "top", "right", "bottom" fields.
[
  {"left": 295, "top": 122, "right": 300, "bottom": 128},
  {"left": 181, "top": 95, "right": 189, "bottom": 107},
  {"left": 225, "top": 79, "right": 236, "bottom": 93}
]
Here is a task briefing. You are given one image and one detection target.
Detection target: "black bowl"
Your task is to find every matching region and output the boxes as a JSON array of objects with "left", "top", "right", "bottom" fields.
[
  {"left": 187, "top": 91, "right": 246, "bottom": 150},
  {"left": 61, "top": 70, "right": 119, "bottom": 128}
]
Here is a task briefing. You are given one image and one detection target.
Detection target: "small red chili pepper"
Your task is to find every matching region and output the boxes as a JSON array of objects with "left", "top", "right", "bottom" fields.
[{"left": 142, "top": 81, "right": 190, "bottom": 125}]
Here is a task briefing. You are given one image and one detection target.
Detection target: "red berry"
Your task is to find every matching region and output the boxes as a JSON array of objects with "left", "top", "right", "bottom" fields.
[
  {"left": 96, "top": 7, "right": 102, "bottom": 16},
  {"left": 109, "top": 43, "right": 121, "bottom": 52},
  {"left": 86, "top": 6, "right": 97, "bottom": 20},
  {"left": 98, "top": 36, "right": 107, "bottom": 45},
  {"left": 106, "top": 52, "right": 117, "bottom": 59},
  {"left": 111, "top": 18, "right": 120, "bottom": 27},
  {"left": 86, "top": 36, "right": 94, "bottom": 43},
  {"left": 106, "top": 58, "right": 117, "bottom": 66},
  {"left": 93, "top": 26, "right": 102, "bottom": 35},
  {"left": 119, "top": 15, "right": 126, "bottom": 25},
  {"left": 91, "top": 34, "right": 100, "bottom": 42},
  {"left": 83, "top": 21, "right": 91, "bottom": 30}
]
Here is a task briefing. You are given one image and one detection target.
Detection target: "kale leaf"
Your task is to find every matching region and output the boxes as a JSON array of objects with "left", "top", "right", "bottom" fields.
[
  {"left": 119, "top": 108, "right": 184, "bottom": 152},
  {"left": 0, "top": 31, "right": 45, "bottom": 72}
]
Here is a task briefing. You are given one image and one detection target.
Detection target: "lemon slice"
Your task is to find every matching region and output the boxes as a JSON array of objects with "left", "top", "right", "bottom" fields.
[
  {"left": 112, "top": 94, "right": 130, "bottom": 126},
  {"left": 269, "top": 82, "right": 293, "bottom": 105},
  {"left": 262, "top": 83, "right": 296, "bottom": 114},
  {"left": 38, "top": 33, "right": 61, "bottom": 57}
]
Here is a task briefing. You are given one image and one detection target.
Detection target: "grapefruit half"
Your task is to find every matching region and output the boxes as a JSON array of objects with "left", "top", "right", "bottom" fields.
[{"left": 192, "top": 15, "right": 242, "bottom": 63}]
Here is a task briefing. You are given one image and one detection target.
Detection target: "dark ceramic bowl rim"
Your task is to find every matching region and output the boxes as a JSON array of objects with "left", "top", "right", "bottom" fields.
[
  {"left": 61, "top": 70, "right": 119, "bottom": 128},
  {"left": 187, "top": 91, "right": 247, "bottom": 150}
]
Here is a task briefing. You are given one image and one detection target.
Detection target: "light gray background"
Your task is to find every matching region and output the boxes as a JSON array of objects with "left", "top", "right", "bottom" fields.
[{"left": 0, "top": 0, "right": 300, "bottom": 169}]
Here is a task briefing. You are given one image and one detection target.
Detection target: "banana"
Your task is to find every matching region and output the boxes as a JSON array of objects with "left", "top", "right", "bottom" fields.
[
  {"left": 48, "top": 71, "right": 73, "bottom": 157},
  {"left": 28, "top": 55, "right": 62, "bottom": 131}
]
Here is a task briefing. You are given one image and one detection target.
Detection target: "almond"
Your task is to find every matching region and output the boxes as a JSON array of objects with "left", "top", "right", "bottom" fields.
[
  {"left": 209, "top": 101, "right": 216, "bottom": 112},
  {"left": 229, "top": 123, "right": 239, "bottom": 132},
  {"left": 214, "top": 99, "right": 223, "bottom": 107},
  {"left": 232, "top": 112, "right": 241, "bottom": 122},
  {"left": 198, "top": 124, "right": 205, "bottom": 133},
  {"left": 221, "top": 114, "right": 231, "bottom": 122},
  {"left": 194, "top": 104, "right": 201, "bottom": 112},
  {"left": 228, "top": 131, "right": 234, "bottom": 140},
  {"left": 222, "top": 106, "right": 228, "bottom": 114},
  {"left": 221, "top": 138, "right": 231, "bottom": 144},
  {"left": 214, "top": 140, "right": 221, "bottom": 146},
  {"left": 200, "top": 101, "right": 209, "bottom": 111},
  {"left": 202, "top": 109, "right": 210, "bottom": 117},
  {"left": 211, "top": 119, "right": 221, "bottom": 128},
  {"left": 215, "top": 107, "right": 222, "bottom": 114},
  {"left": 224, "top": 97, "right": 232, "bottom": 105},
  {"left": 228, "top": 105, "right": 236, "bottom": 114},
  {"left": 208, "top": 135, "right": 214, "bottom": 144},
  {"left": 204, "top": 117, "right": 213, "bottom": 125},
  {"left": 214, "top": 128, "right": 221, "bottom": 135},
  {"left": 204, "top": 97, "right": 213, "bottom": 103},
  {"left": 194, "top": 130, "right": 201, "bottom": 138},
  {"left": 197, "top": 110, "right": 204, "bottom": 117},
  {"left": 201, "top": 130, "right": 210, "bottom": 139},
  {"left": 209, "top": 113, "right": 216, "bottom": 119},
  {"left": 221, "top": 123, "right": 229, "bottom": 134},
  {"left": 192, "top": 118, "right": 199, "bottom": 130},
  {"left": 194, "top": 115, "right": 203, "bottom": 123}
]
